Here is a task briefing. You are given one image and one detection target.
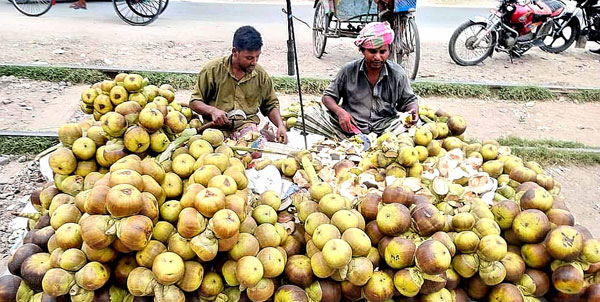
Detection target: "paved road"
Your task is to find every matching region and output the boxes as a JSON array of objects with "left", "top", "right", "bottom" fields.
[{"left": 1, "top": 0, "right": 489, "bottom": 41}]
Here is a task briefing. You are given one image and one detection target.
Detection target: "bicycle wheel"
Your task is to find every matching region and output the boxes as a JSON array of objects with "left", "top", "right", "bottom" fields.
[
  {"left": 159, "top": 0, "right": 168, "bottom": 14},
  {"left": 391, "top": 15, "right": 420, "bottom": 80},
  {"left": 113, "top": 0, "right": 162, "bottom": 26},
  {"left": 312, "top": 0, "right": 330, "bottom": 58},
  {"left": 11, "top": 0, "right": 52, "bottom": 17}
]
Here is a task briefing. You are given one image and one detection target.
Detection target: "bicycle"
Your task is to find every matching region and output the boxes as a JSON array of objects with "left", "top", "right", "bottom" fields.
[
  {"left": 312, "top": 0, "right": 421, "bottom": 79},
  {"left": 11, "top": 0, "right": 169, "bottom": 26}
]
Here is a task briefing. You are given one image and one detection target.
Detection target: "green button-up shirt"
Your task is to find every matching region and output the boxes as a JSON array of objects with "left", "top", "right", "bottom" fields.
[{"left": 190, "top": 55, "right": 280, "bottom": 130}]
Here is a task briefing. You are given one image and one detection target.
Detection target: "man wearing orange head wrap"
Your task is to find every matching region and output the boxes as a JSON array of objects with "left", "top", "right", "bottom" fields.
[{"left": 322, "top": 22, "right": 419, "bottom": 135}]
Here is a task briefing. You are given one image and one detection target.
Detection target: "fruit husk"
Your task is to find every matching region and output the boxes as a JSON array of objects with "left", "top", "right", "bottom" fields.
[
  {"left": 136, "top": 240, "right": 167, "bottom": 268},
  {"left": 20, "top": 252, "right": 51, "bottom": 291},
  {"left": 247, "top": 278, "right": 276, "bottom": 302},
  {"left": 393, "top": 267, "right": 424, "bottom": 297},
  {"left": 415, "top": 240, "right": 452, "bottom": 275},
  {"left": 111, "top": 215, "right": 153, "bottom": 251},
  {"left": 198, "top": 272, "right": 224, "bottom": 299},
  {"left": 74, "top": 261, "right": 110, "bottom": 291},
  {"left": 113, "top": 254, "right": 137, "bottom": 288},
  {"left": 419, "top": 271, "right": 447, "bottom": 295},
  {"left": 552, "top": 263, "right": 584, "bottom": 295},
  {"left": 274, "top": 284, "right": 308, "bottom": 302},
  {"left": 69, "top": 285, "right": 95, "bottom": 302},
  {"left": 284, "top": 255, "right": 314, "bottom": 288},
  {"left": 8, "top": 243, "right": 43, "bottom": 276},
  {"left": 478, "top": 260, "right": 507, "bottom": 286},
  {"left": 463, "top": 275, "right": 489, "bottom": 300},
  {"left": 362, "top": 271, "right": 395, "bottom": 302},
  {"left": 42, "top": 268, "right": 75, "bottom": 297},
  {"left": 305, "top": 279, "right": 341, "bottom": 302},
  {"left": 80, "top": 215, "right": 116, "bottom": 250},
  {"left": 0, "top": 275, "right": 34, "bottom": 302},
  {"left": 501, "top": 251, "right": 526, "bottom": 283},
  {"left": 152, "top": 252, "right": 185, "bottom": 286},
  {"left": 152, "top": 221, "right": 176, "bottom": 244},
  {"left": 167, "top": 232, "right": 196, "bottom": 260},
  {"left": 177, "top": 207, "right": 207, "bottom": 239},
  {"left": 488, "top": 283, "right": 525, "bottom": 302},
  {"left": 411, "top": 204, "right": 445, "bottom": 236},
  {"left": 58, "top": 248, "right": 87, "bottom": 271},
  {"left": 127, "top": 267, "right": 159, "bottom": 296}
]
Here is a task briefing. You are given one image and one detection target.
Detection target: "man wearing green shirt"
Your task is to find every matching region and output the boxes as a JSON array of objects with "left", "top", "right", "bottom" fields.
[{"left": 189, "top": 26, "right": 288, "bottom": 144}]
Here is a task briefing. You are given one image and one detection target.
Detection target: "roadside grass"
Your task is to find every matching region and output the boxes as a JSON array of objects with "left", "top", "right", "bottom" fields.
[
  {"left": 497, "top": 86, "right": 555, "bottom": 102},
  {"left": 496, "top": 136, "right": 589, "bottom": 149},
  {"left": 483, "top": 136, "right": 600, "bottom": 165},
  {"left": 136, "top": 72, "right": 196, "bottom": 90},
  {"left": 412, "top": 82, "right": 491, "bottom": 99},
  {"left": 0, "top": 66, "right": 106, "bottom": 84},
  {"left": 570, "top": 89, "right": 600, "bottom": 103},
  {"left": 2, "top": 65, "right": 599, "bottom": 102},
  {"left": 508, "top": 147, "right": 600, "bottom": 165},
  {"left": 0, "top": 136, "right": 59, "bottom": 155}
]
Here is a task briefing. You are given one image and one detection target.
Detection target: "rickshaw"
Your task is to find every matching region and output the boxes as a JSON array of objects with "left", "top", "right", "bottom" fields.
[
  {"left": 312, "top": 0, "right": 420, "bottom": 79},
  {"left": 11, "top": 0, "right": 168, "bottom": 26}
]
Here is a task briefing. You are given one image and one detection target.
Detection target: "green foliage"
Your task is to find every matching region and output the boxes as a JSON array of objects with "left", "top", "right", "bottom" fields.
[
  {"left": 570, "top": 89, "right": 600, "bottom": 103},
  {"left": 412, "top": 82, "right": 491, "bottom": 98},
  {"left": 0, "top": 136, "right": 59, "bottom": 155},
  {"left": 509, "top": 147, "right": 600, "bottom": 165},
  {"left": 136, "top": 72, "right": 196, "bottom": 90},
  {"left": 272, "top": 77, "right": 331, "bottom": 95},
  {"left": 497, "top": 136, "right": 588, "bottom": 149},
  {"left": 0, "top": 65, "right": 106, "bottom": 84},
  {"left": 497, "top": 86, "right": 555, "bottom": 102}
]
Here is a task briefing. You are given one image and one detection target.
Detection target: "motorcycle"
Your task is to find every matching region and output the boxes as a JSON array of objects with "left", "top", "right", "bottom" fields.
[
  {"left": 541, "top": 0, "right": 600, "bottom": 53},
  {"left": 448, "top": 0, "right": 566, "bottom": 66}
]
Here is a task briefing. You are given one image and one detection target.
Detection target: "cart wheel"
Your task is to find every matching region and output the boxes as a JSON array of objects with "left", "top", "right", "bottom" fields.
[
  {"left": 159, "top": 0, "right": 168, "bottom": 15},
  {"left": 391, "top": 16, "right": 420, "bottom": 80},
  {"left": 11, "top": 0, "right": 52, "bottom": 17},
  {"left": 113, "top": 0, "right": 162, "bottom": 26},
  {"left": 312, "top": 0, "right": 330, "bottom": 58}
]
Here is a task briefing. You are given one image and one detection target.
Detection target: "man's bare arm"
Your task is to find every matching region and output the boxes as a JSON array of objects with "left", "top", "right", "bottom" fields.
[
  {"left": 322, "top": 95, "right": 357, "bottom": 133},
  {"left": 267, "top": 108, "right": 288, "bottom": 144},
  {"left": 189, "top": 100, "right": 229, "bottom": 126}
]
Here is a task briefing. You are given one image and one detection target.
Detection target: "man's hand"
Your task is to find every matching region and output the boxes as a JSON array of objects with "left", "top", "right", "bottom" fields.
[
  {"left": 406, "top": 105, "right": 419, "bottom": 126},
  {"left": 276, "top": 125, "right": 288, "bottom": 144},
  {"left": 210, "top": 108, "right": 229, "bottom": 126},
  {"left": 337, "top": 110, "right": 359, "bottom": 134}
]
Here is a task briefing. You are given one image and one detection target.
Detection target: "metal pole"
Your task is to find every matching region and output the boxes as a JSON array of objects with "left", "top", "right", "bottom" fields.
[
  {"left": 286, "top": 0, "right": 295, "bottom": 76},
  {"left": 285, "top": 0, "right": 308, "bottom": 149}
]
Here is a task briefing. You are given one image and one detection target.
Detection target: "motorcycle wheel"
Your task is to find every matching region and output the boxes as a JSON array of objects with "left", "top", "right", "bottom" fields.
[
  {"left": 540, "top": 17, "right": 580, "bottom": 53},
  {"left": 448, "top": 20, "right": 496, "bottom": 66}
]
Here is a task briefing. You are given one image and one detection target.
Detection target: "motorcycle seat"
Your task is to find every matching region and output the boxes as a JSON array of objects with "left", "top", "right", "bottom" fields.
[{"left": 540, "top": 0, "right": 565, "bottom": 16}]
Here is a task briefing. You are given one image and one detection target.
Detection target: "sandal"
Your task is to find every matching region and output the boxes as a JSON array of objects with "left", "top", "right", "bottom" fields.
[{"left": 70, "top": 2, "right": 86, "bottom": 9}]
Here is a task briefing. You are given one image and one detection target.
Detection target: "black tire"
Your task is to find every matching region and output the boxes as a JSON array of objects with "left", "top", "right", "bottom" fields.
[
  {"left": 113, "top": 0, "right": 162, "bottom": 26},
  {"left": 540, "top": 17, "right": 579, "bottom": 53},
  {"left": 159, "top": 0, "right": 168, "bottom": 15},
  {"left": 312, "top": 0, "right": 329, "bottom": 58},
  {"left": 391, "top": 16, "right": 420, "bottom": 80},
  {"left": 449, "top": 20, "right": 496, "bottom": 66},
  {"left": 11, "top": 0, "right": 52, "bottom": 17}
]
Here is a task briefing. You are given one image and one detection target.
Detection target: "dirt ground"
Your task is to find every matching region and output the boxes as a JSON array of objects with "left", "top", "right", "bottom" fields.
[
  {"left": 0, "top": 5, "right": 599, "bottom": 87},
  {"left": 0, "top": 77, "right": 598, "bottom": 237}
]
